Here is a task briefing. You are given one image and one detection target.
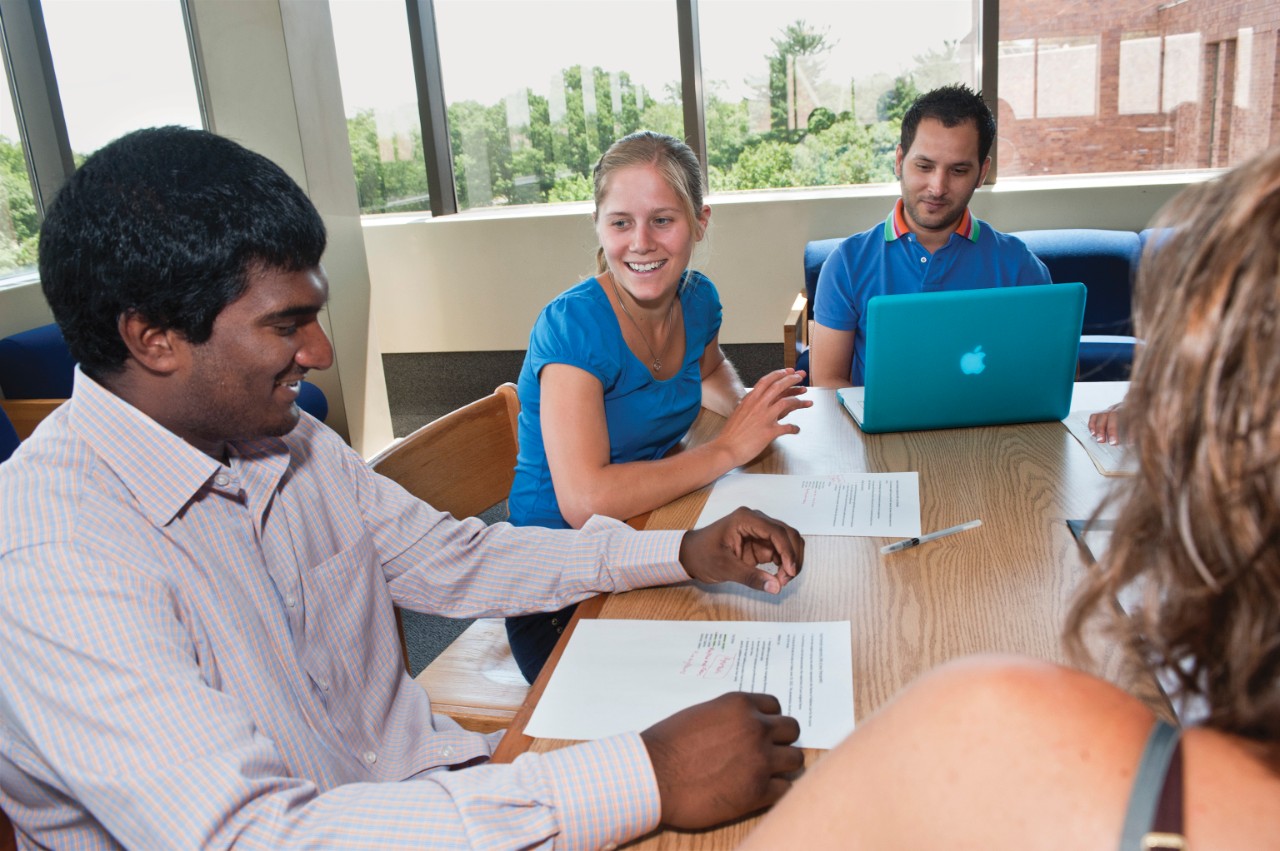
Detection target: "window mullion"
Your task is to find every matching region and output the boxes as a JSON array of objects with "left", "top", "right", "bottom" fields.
[
  {"left": 677, "top": 0, "right": 708, "bottom": 184},
  {"left": 0, "top": 0, "right": 74, "bottom": 219},
  {"left": 406, "top": 0, "right": 456, "bottom": 216},
  {"left": 981, "top": 0, "right": 999, "bottom": 182}
]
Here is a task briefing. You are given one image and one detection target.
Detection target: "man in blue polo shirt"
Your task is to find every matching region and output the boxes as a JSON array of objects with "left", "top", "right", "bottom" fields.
[{"left": 810, "top": 84, "right": 1050, "bottom": 387}]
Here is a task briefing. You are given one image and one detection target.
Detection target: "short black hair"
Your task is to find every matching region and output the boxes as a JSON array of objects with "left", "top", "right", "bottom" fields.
[
  {"left": 900, "top": 84, "right": 996, "bottom": 163},
  {"left": 38, "top": 126, "right": 327, "bottom": 378}
]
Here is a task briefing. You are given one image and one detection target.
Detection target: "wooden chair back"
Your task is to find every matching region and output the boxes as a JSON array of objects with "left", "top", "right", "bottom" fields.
[
  {"left": 0, "top": 398, "right": 64, "bottom": 441},
  {"left": 369, "top": 383, "right": 530, "bottom": 732},
  {"left": 369, "top": 382, "right": 520, "bottom": 520}
]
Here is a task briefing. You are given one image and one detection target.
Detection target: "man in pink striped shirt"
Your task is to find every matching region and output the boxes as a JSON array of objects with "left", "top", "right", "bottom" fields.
[{"left": 0, "top": 127, "right": 804, "bottom": 849}]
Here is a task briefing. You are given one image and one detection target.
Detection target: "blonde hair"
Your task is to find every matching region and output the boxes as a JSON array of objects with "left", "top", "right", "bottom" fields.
[
  {"left": 1066, "top": 145, "right": 1280, "bottom": 754},
  {"left": 591, "top": 131, "right": 705, "bottom": 276}
]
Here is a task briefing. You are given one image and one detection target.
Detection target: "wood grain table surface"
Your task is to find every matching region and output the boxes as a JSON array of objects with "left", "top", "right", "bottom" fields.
[{"left": 492, "top": 385, "right": 1167, "bottom": 849}]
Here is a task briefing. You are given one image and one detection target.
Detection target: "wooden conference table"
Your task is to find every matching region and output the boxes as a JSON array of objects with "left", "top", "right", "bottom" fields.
[{"left": 493, "top": 383, "right": 1169, "bottom": 847}]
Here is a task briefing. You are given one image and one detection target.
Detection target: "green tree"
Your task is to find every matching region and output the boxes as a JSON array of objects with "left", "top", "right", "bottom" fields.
[
  {"left": 910, "top": 41, "right": 966, "bottom": 94},
  {"left": 766, "top": 20, "right": 834, "bottom": 134},
  {"left": 548, "top": 172, "right": 593, "bottom": 202},
  {"left": 720, "top": 139, "right": 796, "bottom": 190},
  {"left": 704, "top": 83, "right": 751, "bottom": 173},
  {"left": 878, "top": 75, "right": 921, "bottom": 123},
  {"left": 0, "top": 136, "right": 40, "bottom": 274},
  {"left": 347, "top": 110, "right": 385, "bottom": 211},
  {"left": 448, "top": 99, "right": 513, "bottom": 208}
]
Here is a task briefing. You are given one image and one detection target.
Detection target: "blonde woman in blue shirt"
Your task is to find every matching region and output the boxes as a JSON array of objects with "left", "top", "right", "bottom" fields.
[{"left": 506, "top": 131, "right": 809, "bottom": 681}]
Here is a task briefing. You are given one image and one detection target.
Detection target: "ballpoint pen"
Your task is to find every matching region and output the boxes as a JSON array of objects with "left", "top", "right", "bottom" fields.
[{"left": 881, "top": 518, "right": 982, "bottom": 555}]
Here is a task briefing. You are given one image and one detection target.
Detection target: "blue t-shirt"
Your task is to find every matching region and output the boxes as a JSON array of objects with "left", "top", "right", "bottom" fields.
[
  {"left": 814, "top": 201, "right": 1051, "bottom": 385},
  {"left": 508, "top": 272, "right": 723, "bottom": 529}
]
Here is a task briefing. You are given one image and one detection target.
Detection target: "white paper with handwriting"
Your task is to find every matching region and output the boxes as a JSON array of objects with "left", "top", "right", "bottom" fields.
[
  {"left": 525, "top": 620, "right": 854, "bottom": 748},
  {"left": 695, "top": 472, "right": 921, "bottom": 537}
]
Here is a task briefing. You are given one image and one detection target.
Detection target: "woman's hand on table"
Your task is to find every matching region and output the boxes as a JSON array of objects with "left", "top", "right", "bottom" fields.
[
  {"left": 1087, "top": 402, "right": 1126, "bottom": 445},
  {"left": 713, "top": 368, "right": 810, "bottom": 467},
  {"left": 641, "top": 691, "right": 803, "bottom": 829},
  {"left": 679, "top": 507, "right": 803, "bottom": 595}
]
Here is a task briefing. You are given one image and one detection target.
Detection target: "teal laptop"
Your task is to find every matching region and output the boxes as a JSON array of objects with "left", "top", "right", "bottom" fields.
[{"left": 837, "top": 282, "right": 1086, "bottom": 434}]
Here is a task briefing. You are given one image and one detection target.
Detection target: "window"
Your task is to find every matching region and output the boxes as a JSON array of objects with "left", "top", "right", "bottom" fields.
[
  {"left": 698, "top": 0, "right": 977, "bottom": 191},
  {"left": 41, "top": 0, "right": 201, "bottom": 157},
  {"left": 432, "top": 0, "right": 683, "bottom": 211},
  {"left": 998, "top": 0, "right": 1277, "bottom": 176},
  {"left": 331, "top": 0, "right": 430, "bottom": 215},
  {"left": 0, "top": 60, "right": 38, "bottom": 278},
  {"left": 324, "top": 0, "right": 1280, "bottom": 213}
]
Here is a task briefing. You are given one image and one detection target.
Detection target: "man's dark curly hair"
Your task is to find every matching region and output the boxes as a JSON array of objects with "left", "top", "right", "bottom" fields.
[
  {"left": 38, "top": 126, "right": 327, "bottom": 379},
  {"left": 900, "top": 84, "right": 996, "bottom": 163}
]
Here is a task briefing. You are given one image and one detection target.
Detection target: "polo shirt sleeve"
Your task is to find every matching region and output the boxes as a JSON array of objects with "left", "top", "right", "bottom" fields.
[
  {"left": 813, "top": 243, "right": 860, "bottom": 331},
  {"left": 1015, "top": 242, "right": 1053, "bottom": 286},
  {"left": 528, "top": 291, "right": 621, "bottom": 389}
]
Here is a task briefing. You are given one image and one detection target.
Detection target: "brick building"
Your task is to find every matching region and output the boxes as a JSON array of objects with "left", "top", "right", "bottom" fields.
[{"left": 998, "top": 0, "right": 1279, "bottom": 175}]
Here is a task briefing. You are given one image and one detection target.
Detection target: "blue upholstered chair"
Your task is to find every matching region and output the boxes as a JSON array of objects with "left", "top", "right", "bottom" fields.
[
  {"left": 784, "top": 229, "right": 1140, "bottom": 383},
  {"left": 0, "top": 323, "right": 77, "bottom": 400},
  {"left": 783, "top": 237, "right": 844, "bottom": 379},
  {"left": 0, "top": 322, "right": 330, "bottom": 422},
  {"left": 1010, "top": 229, "right": 1139, "bottom": 381},
  {"left": 296, "top": 379, "right": 329, "bottom": 422}
]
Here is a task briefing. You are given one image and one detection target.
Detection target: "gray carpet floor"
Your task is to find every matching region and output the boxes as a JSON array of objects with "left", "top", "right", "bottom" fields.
[{"left": 382, "top": 342, "right": 780, "bottom": 676}]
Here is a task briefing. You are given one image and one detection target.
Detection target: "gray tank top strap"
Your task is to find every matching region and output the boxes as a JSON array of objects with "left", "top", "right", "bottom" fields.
[{"left": 1118, "top": 720, "right": 1185, "bottom": 851}]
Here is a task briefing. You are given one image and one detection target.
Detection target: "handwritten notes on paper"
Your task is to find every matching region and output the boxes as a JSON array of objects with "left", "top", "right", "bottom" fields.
[
  {"left": 525, "top": 620, "right": 855, "bottom": 749},
  {"left": 695, "top": 472, "right": 921, "bottom": 537}
]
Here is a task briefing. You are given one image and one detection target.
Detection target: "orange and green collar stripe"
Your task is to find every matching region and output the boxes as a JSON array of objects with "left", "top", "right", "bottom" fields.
[{"left": 884, "top": 198, "right": 980, "bottom": 243}]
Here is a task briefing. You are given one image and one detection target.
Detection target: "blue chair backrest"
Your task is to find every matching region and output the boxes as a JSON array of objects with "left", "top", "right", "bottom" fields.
[
  {"left": 0, "top": 405, "right": 19, "bottom": 463},
  {"left": 0, "top": 322, "right": 329, "bottom": 423},
  {"left": 1009, "top": 229, "right": 1139, "bottom": 337},
  {"left": 802, "top": 238, "right": 844, "bottom": 320},
  {"left": 0, "top": 323, "right": 77, "bottom": 399},
  {"left": 297, "top": 380, "right": 329, "bottom": 422}
]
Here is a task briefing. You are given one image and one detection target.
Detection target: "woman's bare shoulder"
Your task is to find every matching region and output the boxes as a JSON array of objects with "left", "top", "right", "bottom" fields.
[
  {"left": 747, "top": 655, "right": 1280, "bottom": 850},
  {"left": 745, "top": 655, "right": 1155, "bottom": 850}
]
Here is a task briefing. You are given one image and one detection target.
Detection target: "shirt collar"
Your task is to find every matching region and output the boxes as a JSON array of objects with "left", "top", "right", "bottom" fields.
[
  {"left": 67, "top": 368, "right": 290, "bottom": 528},
  {"left": 884, "top": 198, "right": 981, "bottom": 244}
]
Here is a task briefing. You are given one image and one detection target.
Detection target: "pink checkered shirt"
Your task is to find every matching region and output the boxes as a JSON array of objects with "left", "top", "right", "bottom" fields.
[{"left": 0, "top": 370, "right": 689, "bottom": 848}]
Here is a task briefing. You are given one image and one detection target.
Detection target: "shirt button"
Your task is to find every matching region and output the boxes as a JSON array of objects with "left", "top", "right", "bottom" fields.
[
  {"left": 214, "top": 473, "right": 230, "bottom": 486},
  {"left": 285, "top": 595, "right": 297, "bottom": 608},
  {"left": 441, "top": 745, "right": 455, "bottom": 759},
  {"left": 364, "top": 751, "right": 377, "bottom": 765},
  {"left": 919, "top": 256, "right": 927, "bottom": 264},
  {"left": 603, "top": 844, "right": 618, "bottom": 851},
  {"left": 317, "top": 678, "right": 330, "bottom": 692}
]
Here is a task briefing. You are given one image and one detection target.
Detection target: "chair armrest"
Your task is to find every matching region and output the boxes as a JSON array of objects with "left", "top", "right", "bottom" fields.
[
  {"left": 0, "top": 398, "right": 64, "bottom": 440},
  {"left": 783, "top": 291, "right": 808, "bottom": 369}
]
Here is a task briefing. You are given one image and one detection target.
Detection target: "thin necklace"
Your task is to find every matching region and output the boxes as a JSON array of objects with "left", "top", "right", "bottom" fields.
[{"left": 609, "top": 271, "right": 678, "bottom": 374}]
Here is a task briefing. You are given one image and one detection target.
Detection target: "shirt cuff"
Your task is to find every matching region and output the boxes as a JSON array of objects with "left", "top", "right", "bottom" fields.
[
  {"left": 583, "top": 514, "right": 689, "bottom": 591},
  {"left": 515, "top": 732, "right": 661, "bottom": 851}
]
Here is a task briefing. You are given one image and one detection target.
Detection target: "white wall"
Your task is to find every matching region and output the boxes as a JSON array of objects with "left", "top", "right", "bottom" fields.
[
  {"left": 0, "top": 169, "right": 1199, "bottom": 387},
  {"left": 367, "top": 172, "right": 1193, "bottom": 353},
  {"left": 0, "top": 281, "right": 53, "bottom": 340}
]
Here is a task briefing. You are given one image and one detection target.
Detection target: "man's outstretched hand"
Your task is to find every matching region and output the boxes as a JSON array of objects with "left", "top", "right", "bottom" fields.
[
  {"left": 679, "top": 507, "right": 803, "bottom": 594},
  {"left": 641, "top": 692, "right": 804, "bottom": 829}
]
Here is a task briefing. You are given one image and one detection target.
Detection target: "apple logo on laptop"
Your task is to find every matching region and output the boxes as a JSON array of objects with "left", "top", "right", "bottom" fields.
[{"left": 960, "top": 345, "right": 986, "bottom": 375}]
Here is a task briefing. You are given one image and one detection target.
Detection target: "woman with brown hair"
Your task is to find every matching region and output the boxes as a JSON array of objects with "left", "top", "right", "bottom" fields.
[{"left": 743, "top": 146, "right": 1280, "bottom": 848}]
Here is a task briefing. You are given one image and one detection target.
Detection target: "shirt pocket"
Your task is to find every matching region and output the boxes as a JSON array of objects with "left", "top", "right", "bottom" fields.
[{"left": 301, "top": 532, "right": 406, "bottom": 763}]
